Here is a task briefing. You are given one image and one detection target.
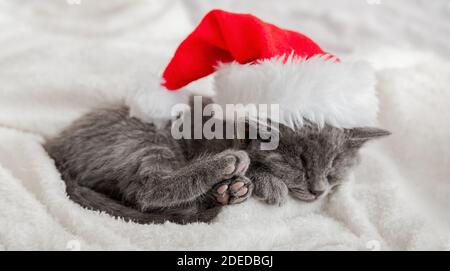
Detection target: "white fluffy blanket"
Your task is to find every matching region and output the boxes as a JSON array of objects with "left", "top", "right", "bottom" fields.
[{"left": 1, "top": 0, "right": 449, "bottom": 250}]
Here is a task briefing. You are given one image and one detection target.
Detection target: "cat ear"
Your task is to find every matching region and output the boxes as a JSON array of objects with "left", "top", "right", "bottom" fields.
[{"left": 346, "top": 127, "right": 391, "bottom": 148}]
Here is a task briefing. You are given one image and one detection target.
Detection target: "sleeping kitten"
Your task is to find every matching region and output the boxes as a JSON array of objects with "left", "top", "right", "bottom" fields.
[
  {"left": 45, "top": 106, "right": 252, "bottom": 224},
  {"left": 44, "top": 99, "right": 389, "bottom": 224},
  {"left": 246, "top": 123, "right": 389, "bottom": 205}
]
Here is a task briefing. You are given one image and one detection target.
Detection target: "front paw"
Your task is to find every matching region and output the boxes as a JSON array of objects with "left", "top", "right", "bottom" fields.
[
  {"left": 211, "top": 176, "right": 253, "bottom": 205},
  {"left": 218, "top": 150, "right": 250, "bottom": 179},
  {"left": 253, "top": 179, "right": 288, "bottom": 206}
]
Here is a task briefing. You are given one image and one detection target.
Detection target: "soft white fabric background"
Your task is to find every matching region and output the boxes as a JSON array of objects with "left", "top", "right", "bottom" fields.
[{"left": 0, "top": 0, "right": 449, "bottom": 250}]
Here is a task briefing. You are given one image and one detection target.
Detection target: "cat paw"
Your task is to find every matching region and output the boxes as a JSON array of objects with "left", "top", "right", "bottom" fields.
[
  {"left": 212, "top": 176, "right": 253, "bottom": 205},
  {"left": 253, "top": 180, "right": 288, "bottom": 206},
  {"left": 219, "top": 150, "right": 250, "bottom": 179}
]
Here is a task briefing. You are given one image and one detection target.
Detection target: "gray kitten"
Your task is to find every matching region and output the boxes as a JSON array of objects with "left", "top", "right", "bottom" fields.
[
  {"left": 246, "top": 123, "right": 389, "bottom": 205},
  {"left": 44, "top": 99, "right": 389, "bottom": 224}
]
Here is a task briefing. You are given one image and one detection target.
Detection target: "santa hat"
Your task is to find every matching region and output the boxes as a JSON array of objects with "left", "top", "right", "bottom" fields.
[{"left": 128, "top": 9, "right": 378, "bottom": 129}]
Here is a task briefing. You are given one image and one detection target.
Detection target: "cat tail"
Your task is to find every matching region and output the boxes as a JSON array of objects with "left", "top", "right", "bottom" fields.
[{"left": 65, "top": 183, "right": 220, "bottom": 225}]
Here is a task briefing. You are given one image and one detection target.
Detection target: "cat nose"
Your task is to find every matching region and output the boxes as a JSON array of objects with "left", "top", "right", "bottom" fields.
[
  {"left": 309, "top": 180, "right": 328, "bottom": 197},
  {"left": 309, "top": 188, "right": 325, "bottom": 197}
]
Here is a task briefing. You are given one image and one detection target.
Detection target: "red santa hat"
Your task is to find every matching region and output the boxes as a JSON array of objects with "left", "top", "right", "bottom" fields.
[{"left": 129, "top": 9, "right": 378, "bottom": 129}]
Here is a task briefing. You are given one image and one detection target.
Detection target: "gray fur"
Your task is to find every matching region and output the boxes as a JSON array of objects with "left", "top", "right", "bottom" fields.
[
  {"left": 246, "top": 123, "right": 390, "bottom": 205},
  {"left": 44, "top": 100, "right": 389, "bottom": 224}
]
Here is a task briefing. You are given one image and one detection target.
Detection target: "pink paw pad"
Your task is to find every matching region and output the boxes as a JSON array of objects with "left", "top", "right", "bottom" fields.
[{"left": 213, "top": 178, "right": 252, "bottom": 205}]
